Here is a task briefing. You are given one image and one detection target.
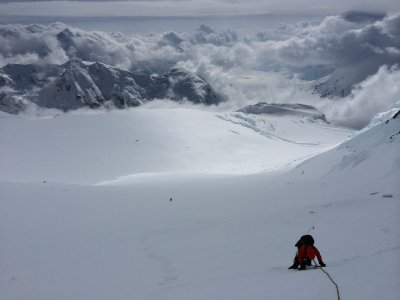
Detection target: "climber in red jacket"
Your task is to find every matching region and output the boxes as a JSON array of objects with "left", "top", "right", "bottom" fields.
[
  {"left": 289, "top": 235, "right": 326, "bottom": 270},
  {"left": 297, "top": 243, "right": 325, "bottom": 270}
]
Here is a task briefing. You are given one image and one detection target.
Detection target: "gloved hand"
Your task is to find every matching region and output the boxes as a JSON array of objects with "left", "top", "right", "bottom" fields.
[{"left": 319, "top": 262, "right": 326, "bottom": 267}]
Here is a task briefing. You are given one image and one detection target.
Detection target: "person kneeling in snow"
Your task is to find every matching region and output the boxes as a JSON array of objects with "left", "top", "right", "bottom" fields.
[{"left": 288, "top": 235, "right": 326, "bottom": 270}]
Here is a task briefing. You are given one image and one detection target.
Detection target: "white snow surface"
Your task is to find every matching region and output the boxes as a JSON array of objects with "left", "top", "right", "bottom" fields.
[
  {"left": 0, "top": 107, "right": 351, "bottom": 184},
  {"left": 1, "top": 106, "right": 399, "bottom": 300}
]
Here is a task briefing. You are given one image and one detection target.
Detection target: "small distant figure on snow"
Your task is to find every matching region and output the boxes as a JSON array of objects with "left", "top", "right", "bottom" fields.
[{"left": 288, "top": 235, "right": 326, "bottom": 270}]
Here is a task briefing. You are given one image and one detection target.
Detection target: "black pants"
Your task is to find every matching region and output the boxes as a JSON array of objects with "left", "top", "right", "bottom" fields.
[{"left": 301, "top": 258, "right": 312, "bottom": 267}]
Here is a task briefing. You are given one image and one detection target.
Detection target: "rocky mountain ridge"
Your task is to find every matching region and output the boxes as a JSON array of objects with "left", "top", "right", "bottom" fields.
[{"left": 0, "top": 59, "right": 221, "bottom": 113}]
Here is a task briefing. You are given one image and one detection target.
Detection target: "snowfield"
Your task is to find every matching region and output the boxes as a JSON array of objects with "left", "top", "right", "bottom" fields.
[
  {"left": 0, "top": 106, "right": 351, "bottom": 184},
  {"left": 0, "top": 105, "right": 399, "bottom": 300}
]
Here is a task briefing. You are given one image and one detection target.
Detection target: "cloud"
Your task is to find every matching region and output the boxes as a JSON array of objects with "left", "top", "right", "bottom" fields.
[
  {"left": 0, "top": 22, "right": 186, "bottom": 71},
  {"left": 1, "top": 12, "right": 399, "bottom": 73},
  {"left": 191, "top": 25, "right": 238, "bottom": 46},
  {"left": 254, "top": 12, "right": 400, "bottom": 70},
  {"left": 320, "top": 64, "right": 400, "bottom": 129},
  {"left": 1, "top": 11, "right": 400, "bottom": 128}
]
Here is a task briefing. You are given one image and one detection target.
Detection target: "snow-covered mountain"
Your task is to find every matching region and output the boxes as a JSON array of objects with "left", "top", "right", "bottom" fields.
[
  {"left": 310, "top": 63, "right": 383, "bottom": 98},
  {"left": 37, "top": 59, "right": 144, "bottom": 110},
  {"left": 312, "top": 65, "right": 385, "bottom": 98},
  {"left": 0, "top": 59, "right": 221, "bottom": 113},
  {"left": 312, "top": 70, "right": 354, "bottom": 98}
]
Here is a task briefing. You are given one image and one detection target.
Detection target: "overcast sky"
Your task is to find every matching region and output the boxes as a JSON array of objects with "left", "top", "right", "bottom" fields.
[{"left": 0, "top": 0, "right": 399, "bottom": 17}]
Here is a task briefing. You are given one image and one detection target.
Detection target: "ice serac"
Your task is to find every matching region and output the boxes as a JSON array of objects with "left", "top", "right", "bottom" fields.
[
  {"left": 0, "top": 60, "right": 222, "bottom": 113},
  {"left": 238, "top": 102, "right": 326, "bottom": 121}
]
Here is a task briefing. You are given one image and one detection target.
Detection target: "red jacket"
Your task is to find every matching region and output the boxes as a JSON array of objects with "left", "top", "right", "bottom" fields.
[{"left": 297, "top": 245, "right": 323, "bottom": 264}]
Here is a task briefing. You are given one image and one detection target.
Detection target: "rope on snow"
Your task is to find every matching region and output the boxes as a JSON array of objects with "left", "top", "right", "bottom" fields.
[
  {"left": 313, "top": 260, "right": 341, "bottom": 300},
  {"left": 319, "top": 267, "right": 341, "bottom": 300}
]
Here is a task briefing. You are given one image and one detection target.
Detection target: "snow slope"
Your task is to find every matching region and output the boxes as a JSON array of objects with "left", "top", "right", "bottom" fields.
[
  {"left": 1, "top": 106, "right": 399, "bottom": 300},
  {"left": 292, "top": 106, "right": 400, "bottom": 181}
]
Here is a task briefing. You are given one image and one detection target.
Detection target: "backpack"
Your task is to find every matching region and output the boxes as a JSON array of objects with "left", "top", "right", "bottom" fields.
[
  {"left": 300, "top": 235, "right": 314, "bottom": 246},
  {"left": 295, "top": 234, "right": 315, "bottom": 247}
]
